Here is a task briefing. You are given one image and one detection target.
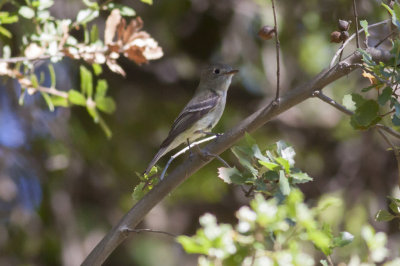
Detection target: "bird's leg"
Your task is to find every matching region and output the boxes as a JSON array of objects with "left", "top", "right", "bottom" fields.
[{"left": 187, "top": 138, "right": 194, "bottom": 159}]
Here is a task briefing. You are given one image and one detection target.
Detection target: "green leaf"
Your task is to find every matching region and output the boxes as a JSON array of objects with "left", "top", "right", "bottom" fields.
[
  {"left": 217, "top": 167, "right": 246, "bottom": 184},
  {"left": 351, "top": 99, "right": 380, "bottom": 128},
  {"left": 119, "top": 6, "right": 136, "bottom": 16},
  {"left": 320, "top": 260, "right": 329, "bottom": 266},
  {"left": 80, "top": 65, "right": 93, "bottom": 97},
  {"left": 48, "top": 64, "right": 56, "bottom": 88},
  {"left": 392, "top": 115, "right": 400, "bottom": 126},
  {"left": 19, "top": 90, "right": 26, "bottom": 106},
  {"left": 394, "top": 101, "right": 400, "bottom": 118},
  {"left": 37, "top": 0, "right": 54, "bottom": 10},
  {"left": 95, "top": 79, "right": 108, "bottom": 99},
  {"left": 342, "top": 94, "right": 356, "bottom": 112},
  {"left": 68, "top": 90, "right": 86, "bottom": 106},
  {"left": 90, "top": 24, "right": 98, "bottom": 43},
  {"left": 132, "top": 182, "right": 146, "bottom": 201},
  {"left": 92, "top": 64, "right": 102, "bottom": 76},
  {"left": 51, "top": 96, "right": 69, "bottom": 107},
  {"left": 140, "top": 0, "right": 153, "bottom": 5},
  {"left": 231, "top": 146, "right": 258, "bottom": 177},
  {"left": 360, "top": 20, "right": 369, "bottom": 37},
  {"left": 76, "top": 9, "right": 99, "bottom": 25},
  {"left": 388, "top": 196, "right": 400, "bottom": 214},
  {"left": 244, "top": 132, "right": 256, "bottom": 146},
  {"left": 95, "top": 97, "right": 116, "bottom": 114},
  {"left": 18, "top": 6, "right": 35, "bottom": 19},
  {"left": 291, "top": 172, "right": 313, "bottom": 183},
  {"left": 258, "top": 160, "right": 280, "bottom": 171},
  {"left": 0, "top": 12, "right": 18, "bottom": 24},
  {"left": 309, "top": 230, "right": 331, "bottom": 255},
  {"left": 279, "top": 170, "right": 290, "bottom": 195},
  {"left": 40, "top": 92, "right": 54, "bottom": 111},
  {"left": 375, "top": 209, "right": 395, "bottom": 222},
  {"left": 176, "top": 236, "right": 208, "bottom": 254},
  {"left": 30, "top": 74, "right": 39, "bottom": 88},
  {"left": 378, "top": 87, "right": 392, "bottom": 106},
  {"left": 276, "top": 157, "right": 290, "bottom": 173},
  {"left": 332, "top": 231, "right": 354, "bottom": 247},
  {"left": 382, "top": 3, "right": 400, "bottom": 31},
  {"left": 82, "top": 0, "right": 99, "bottom": 9},
  {"left": 0, "top": 25, "right": 11, "bottom": 38}
]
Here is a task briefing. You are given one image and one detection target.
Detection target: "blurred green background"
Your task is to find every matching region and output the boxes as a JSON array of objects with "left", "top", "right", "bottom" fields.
[{"left": 0, "top": 0, "right": 399, "bottom": 265}]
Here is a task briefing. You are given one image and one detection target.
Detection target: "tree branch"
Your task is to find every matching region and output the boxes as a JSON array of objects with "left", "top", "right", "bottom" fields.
[
  {"left": 82, "top": 47, "right": 385, "bottom": 266},
  {"left": 271, "top": 0, "right": 281, "bottom": 101}
]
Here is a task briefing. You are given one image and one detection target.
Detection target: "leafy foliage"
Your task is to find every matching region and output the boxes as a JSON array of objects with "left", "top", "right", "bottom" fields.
[{"left": 218, "top": 134, "right": 312, "bottom": 197}]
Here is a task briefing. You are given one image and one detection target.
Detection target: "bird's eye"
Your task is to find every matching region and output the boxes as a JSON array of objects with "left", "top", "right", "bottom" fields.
[{"left": 213, "top": 68, "right": 220, "bottom": 74}]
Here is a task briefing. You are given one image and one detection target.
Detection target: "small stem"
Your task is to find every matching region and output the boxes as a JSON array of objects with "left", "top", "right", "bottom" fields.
[
  {"left": 377, "top": 129, "right": 400, "bottom": 189},
  {"left": 122, "top": 227, "right": 176, "bottom": 237},
  {"left": 353, "top": 0, "right": 360, "bottom": 48},
  {"left": 271, "top": 0, "right": 281, "bottom": 101},
  {"left": 312, "top": 90, "right": 354, "bottom": 115},
  {"left": 374, "top": 31, "right": 394, "bottom": 48}
]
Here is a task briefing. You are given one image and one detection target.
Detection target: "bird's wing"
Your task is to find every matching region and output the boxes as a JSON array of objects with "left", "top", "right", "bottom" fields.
[{"left": 160, "top": 91, "right": 220, "bottom": 149}]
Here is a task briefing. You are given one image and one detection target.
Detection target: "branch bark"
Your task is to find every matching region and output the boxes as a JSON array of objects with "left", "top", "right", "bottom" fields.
[{"left": 81, "top": 48, "right": 389, "bottom": 265}]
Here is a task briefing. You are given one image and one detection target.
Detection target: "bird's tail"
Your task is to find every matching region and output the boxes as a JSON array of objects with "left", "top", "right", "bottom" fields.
[{"left": 144, "top": 146, "right": 168, "bottom": 175}]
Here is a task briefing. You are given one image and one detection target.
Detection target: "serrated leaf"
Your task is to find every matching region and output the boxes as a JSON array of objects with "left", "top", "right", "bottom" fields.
[
  {"left": 320, "top": 260, "right": 329, "bottom": 266},
  {"left": 231, "top": 146, "right": 258, "bottom": 177},
  {"left": 375, "top": 209, "right": 395, "bottom": 222},
  {"left": 360, "top": 20, "right": 369, "bottom": 37},
  {"left": 279, "top": 170, "right": 290, "bottom": 195},
  {"left": 258, "top": 160, "right": 279, "bottom": 171},
  {"left": 332, "top": 231, "right": 354, "bottom": 247},
  {"left": 378, "top": 87, "right": 392, "bottom": 106},
  {"left": 19, "top": 6, "right": 35, "bottom": 19},
  {"left": 80, "top": 65, "right": 93, "bottom": 97},
  {"left": 176, "top": 236, "right": 208, "bottom": 254},
  {"left": 218, "top": 167, "right": 246, "bottom": 184},
  {"left": 68, "top": 90, "right": 86, "bottom": 106},
  {"left": 352, "top": 99, "right": 380, "bottom": 128},
  {"left": 276, "top": 157, "right": 290, "bottom": 173},
  {"left": 96, "top": 97, "right": 115, "bottom": 114},
  {"left": 291, "top": 172, "right": 313, "bottom": 183}
]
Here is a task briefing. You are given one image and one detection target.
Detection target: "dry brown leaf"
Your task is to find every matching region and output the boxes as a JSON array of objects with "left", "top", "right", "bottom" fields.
[
  {"left": 105, "top": 9, "right": 122, "bottom": 45},
  {"left": 362, "top": 71, "right": 377, "bottom": 85}
]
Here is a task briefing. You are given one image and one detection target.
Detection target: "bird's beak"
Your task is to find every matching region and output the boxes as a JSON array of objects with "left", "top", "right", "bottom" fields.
[{"left": 223, "top": 69, "right": 239, "bottom": 75}]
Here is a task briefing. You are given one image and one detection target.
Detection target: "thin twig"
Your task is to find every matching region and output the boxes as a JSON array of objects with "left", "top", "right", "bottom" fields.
[
  {"left": 327, "top": 255, "right": 335, "bottom": 266},
  {"left": 330, "top": 20, "right": 390, "bottom": 67},
  {"left": 0, "top": 55, "right": 53, "bottom": 63},
  {"left": 271, "top": 0, "right": 281, "bottom": 101},
  {"left": 160, "top": 136, "right": 217, "bottom": 180},
  {"left": 376, "top": 124, "right": 400, "bottom": 139},
  {"left": 353, "top": 0, "right": 360, "bottom": 48},
  {"left": 377, "top": 129, "right": 400, "bottom": 188},
  {"left": 374, "top": 31, "right": 395, "bottom": 48},
  {"left": 312, "top": 90, "right": 354, "bottom": 115},
  {"left": 122, "top": 227, "right": 176, "bottom": 237}
]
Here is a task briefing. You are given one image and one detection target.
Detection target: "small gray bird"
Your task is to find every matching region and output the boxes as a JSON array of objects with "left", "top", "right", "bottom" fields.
[{"left": 144, "top": 63, "right": 238, "bottom": 175}]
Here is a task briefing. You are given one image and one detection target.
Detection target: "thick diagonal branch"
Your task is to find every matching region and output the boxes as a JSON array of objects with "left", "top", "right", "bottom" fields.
[{"left": 82, "top": 48, "right": 390, "bottom": 266}]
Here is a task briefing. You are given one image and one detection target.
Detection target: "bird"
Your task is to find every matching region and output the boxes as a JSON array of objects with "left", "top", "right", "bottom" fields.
[{"left": 144, "top": 63, "right": 238, "bottom": 175}]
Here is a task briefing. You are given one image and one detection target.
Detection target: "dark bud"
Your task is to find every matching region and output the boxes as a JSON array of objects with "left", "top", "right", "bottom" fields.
[
  {"left": 258, "top": 25, "right": 275, "bottom": 40},
  {"left": 330, "top": 31, "right": 342, "bottom": 43},
  {"left": 340, "top": 31, "right": 349, "bottom": 41},
  {"left": 338, "top": 19, "right": 350, "bottom": 31}
]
